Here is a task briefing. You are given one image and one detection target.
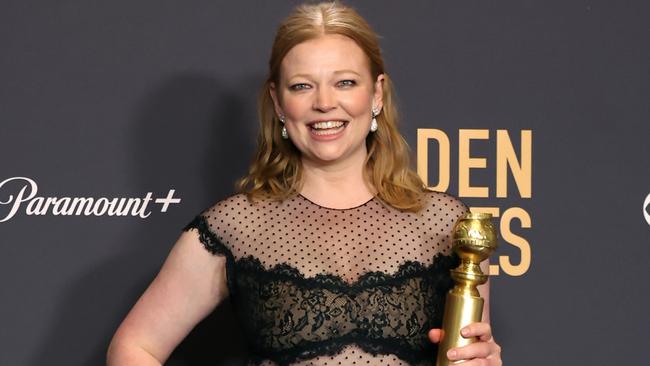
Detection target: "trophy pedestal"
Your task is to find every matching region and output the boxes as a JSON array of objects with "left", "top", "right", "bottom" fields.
[{"left": 436, "top": 292, "right": 484, "bottom": 366}]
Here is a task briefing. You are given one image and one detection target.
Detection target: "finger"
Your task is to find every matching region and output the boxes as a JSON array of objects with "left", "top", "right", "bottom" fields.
[
  {"left": 460, "top": 322, "right": 493, "bottom": 342},
  {"left": 447, "top": 341, "right": 492, "bottom": 362},
  {"left": 448, "top": 359, "right": 490, "bottom": 366},
  {"left": 428, "top": 328, "right": 442, "bottom": 343},
  {"left": 455, "top": 356, "right": 502, "bottom": 366}
]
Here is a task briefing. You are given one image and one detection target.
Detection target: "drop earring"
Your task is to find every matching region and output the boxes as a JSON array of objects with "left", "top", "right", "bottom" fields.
[
  {"left": 370, "top": 107, "right": 380, "bottom": 132},
  {"left": 279, "top": 114, "right": 288, "bottom": 139}
]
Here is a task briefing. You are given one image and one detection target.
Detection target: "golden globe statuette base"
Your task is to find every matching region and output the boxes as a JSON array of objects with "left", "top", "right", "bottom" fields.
[{"left": 436, "top": 213, "right": 498, "bottom": 366}]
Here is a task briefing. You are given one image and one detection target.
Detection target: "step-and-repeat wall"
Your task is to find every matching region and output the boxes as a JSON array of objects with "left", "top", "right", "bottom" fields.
[{"left": 2, "top": 1, "right": 648, "bottom": 365}]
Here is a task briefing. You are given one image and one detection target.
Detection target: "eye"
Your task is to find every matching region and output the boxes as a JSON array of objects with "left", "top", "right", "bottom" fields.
[
  {"left": 337, "top": 79, "right": 357, "bottom": 87},
  {"left": 289, "top": 83, "right": 310, "bottom": 91}
]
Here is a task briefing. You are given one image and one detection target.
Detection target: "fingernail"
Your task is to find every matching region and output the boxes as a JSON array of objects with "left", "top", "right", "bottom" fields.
[
  {"left": 447, "top": 349, "right": 457, "bottom": 359},
  {"left": 461, "top": 328, "right": 469, "bottom": 336}
]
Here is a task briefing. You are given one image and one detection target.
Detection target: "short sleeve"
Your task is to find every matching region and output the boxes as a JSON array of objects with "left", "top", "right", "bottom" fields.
[{"left": 182, "top": 214, "right": 237, "bottom": 297}]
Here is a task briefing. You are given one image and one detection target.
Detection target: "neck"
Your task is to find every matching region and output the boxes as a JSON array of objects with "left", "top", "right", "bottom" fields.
[{"left": 300, "top": 151, "right": 375, "bottom": 209}]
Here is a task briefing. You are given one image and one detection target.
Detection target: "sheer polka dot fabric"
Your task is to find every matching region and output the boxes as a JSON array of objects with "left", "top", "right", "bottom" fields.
[
  {"left": 184, "top": 190, "right": 468, "bottom": 365},
  {"left": 202, "top": 192, "right": 466, "bottom": 282}
]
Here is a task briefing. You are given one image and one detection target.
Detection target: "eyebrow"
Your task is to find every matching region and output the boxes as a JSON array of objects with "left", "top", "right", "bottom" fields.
[{"left": 288, "top": 70, "right": 362, "bottom": 79}]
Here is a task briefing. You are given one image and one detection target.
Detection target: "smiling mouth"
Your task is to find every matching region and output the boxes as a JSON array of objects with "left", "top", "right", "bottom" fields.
[{"left": 308, "top": 121, "right": 348, "bottom": 135}]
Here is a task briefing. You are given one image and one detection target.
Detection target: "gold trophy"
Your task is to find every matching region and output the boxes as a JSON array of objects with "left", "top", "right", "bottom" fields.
[{"left": 436, "top": 212, "right": 498, "bottom": 366}]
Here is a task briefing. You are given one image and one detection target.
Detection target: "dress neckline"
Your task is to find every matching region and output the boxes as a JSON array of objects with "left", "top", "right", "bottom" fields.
[{"left": 297, "top": 193, "right": 376, "bottom": 211}]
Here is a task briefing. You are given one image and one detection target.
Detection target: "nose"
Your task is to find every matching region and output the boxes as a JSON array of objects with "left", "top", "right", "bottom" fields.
[{"left": 312, "top": 86, "right": 336, "bottom": 112}]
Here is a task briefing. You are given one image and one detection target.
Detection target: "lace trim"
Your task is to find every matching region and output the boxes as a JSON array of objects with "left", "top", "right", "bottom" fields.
[
  {"left": 182, "top": 215, "right": 237, "bottom": 296},
  {"left": 235, "top": 252, "right": 457, "bottom": 292}
]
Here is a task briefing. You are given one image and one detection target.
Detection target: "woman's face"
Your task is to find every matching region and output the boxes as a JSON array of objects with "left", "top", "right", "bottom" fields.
[{"left": 270, "top": 34, "right": 384, "bottom": 167}]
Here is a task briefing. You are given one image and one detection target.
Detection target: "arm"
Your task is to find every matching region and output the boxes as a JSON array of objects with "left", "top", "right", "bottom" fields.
[{"left": 106, "top": 229, "right": 228, "bottom": 365}]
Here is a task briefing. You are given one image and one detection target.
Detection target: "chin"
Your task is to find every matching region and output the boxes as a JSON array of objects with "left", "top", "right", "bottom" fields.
[
  {"left": 302, "top": 148, "right": 342, "bottom": 162},
  {"left": 300, "top": 142, "right": 365, "bottom": 165},
  {"left": 312, "top": 154, "right": 345, "bottom": 163}
]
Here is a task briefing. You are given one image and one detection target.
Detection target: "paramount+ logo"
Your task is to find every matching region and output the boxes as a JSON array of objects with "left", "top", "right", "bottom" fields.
[
  {"left": 0, "top": 177, "right": 181, "bottom": 223},
  {"left": 644, "top": 193, "right": 650, "bottom": 226}
]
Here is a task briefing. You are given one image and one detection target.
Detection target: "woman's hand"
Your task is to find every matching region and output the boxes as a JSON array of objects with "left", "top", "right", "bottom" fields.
[{"left": 428, "top": 322, "right": 502, "bottom": 365}]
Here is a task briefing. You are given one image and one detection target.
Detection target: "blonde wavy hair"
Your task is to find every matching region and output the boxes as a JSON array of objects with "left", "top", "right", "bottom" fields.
[{"left": 236, "top": 1, "right": 428, "bottom": 212}]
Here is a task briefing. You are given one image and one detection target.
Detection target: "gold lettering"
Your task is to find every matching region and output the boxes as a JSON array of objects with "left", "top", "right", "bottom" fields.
[
  {"left": 499, "top": 207, "right": 531, "bottom": 276},
  {"left": 459, "top": 129, "right": 489, "bottom": 197},
  {"left": 415, "top": 129, "right": 534, "bottom": 278},
  {"left": 496, "top": 130, "right": 532, "bottom": 198},
  {"left": 417, "top": 129, "right": 450, "bottom": 191}
]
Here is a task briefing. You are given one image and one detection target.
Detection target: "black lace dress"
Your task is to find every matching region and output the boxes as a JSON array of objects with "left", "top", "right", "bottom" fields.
[{"left": 183, "top": 190, "right": 468, "bottom": 366}]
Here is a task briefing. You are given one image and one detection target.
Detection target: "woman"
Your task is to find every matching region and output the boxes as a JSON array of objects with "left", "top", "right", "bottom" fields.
[{"left": 107, "top": 2, "right": 502, "bottom": 365}]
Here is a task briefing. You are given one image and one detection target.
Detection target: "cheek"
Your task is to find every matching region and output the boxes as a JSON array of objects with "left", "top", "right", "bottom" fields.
[
  {"left": 340, "top": 91, "right": 373, "bottom": 117},
  {"left": 279, "top": 94, "right": 307, "bottom": 120}
]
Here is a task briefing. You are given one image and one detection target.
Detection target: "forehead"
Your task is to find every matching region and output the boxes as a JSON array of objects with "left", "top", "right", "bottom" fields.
[{"left": 281, "top": 34, "right": 371, "bottom": 78}]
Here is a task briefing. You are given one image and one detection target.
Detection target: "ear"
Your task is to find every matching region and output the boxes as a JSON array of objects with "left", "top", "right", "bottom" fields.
[
  {"left": 269, "top": 82, "right": 284, "bottom": 118},
  {"left": 372, "top": 74, "right": 385, "bottom": 112}
]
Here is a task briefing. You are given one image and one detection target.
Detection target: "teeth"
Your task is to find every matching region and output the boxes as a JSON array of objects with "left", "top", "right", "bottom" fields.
[{"left": 311, "top": 121, "right": 345, "bottom": 129}]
